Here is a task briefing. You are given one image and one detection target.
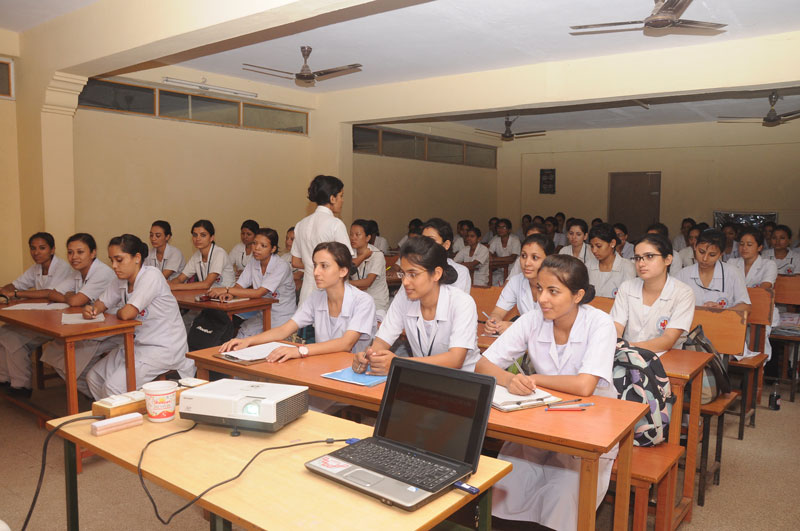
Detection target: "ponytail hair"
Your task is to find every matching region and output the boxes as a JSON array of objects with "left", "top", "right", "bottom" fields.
[
  {"left": 109, "top": 234, "right": 149, "bottom": 261},
  {"left": 400, "top": 236, "right": 457, "bottom": 285},
  {"left": 539, "top": 255, "right": 594, "bottom": 305}
]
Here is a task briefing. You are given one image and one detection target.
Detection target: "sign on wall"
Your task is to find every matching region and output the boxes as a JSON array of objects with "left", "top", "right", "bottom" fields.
[{"left": 539, "top": 169, "right": 556, "bottom": 194}]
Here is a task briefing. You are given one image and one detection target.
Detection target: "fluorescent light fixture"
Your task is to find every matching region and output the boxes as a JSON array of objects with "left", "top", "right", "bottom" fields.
[{"left": 162, "top": 77, "right": 257, "bottom": 98}]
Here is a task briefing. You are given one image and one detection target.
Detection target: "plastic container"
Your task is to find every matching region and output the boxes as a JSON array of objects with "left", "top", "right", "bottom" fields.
[{"left": 142, "top": 381, "right": 179, "bottom": 422}]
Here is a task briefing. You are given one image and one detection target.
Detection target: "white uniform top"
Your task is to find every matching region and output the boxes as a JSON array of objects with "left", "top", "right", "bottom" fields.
[
  {"left": 290, "top": 283, "right": 376, "bottom": 354},
  {"left": 489, "top": 234, "right": 521, "bottom": 257},
  {"left": 13, "top": 255, "right": 72, "bottom": 291},
  {"left": 678, "top": 246, "right": 696, "bottom": 267},
  {"left": 54, "top": 259, "right": 116, "bottom": 302},
  {"left": 484, "top": 306, "right": 617, "bottom": 399},
  {"left": 553, "top": 233, "right": 567, "bottom": 248},
  {"left": 611, "top": 276, "right": 696, "bottom": 352},
  {"left": 98, "top": 266, "right": 187, "bottom": 370},
  {"left": 373, "top": 236, "right": 390, "bottom": 255},
  {"left": 761, "top": 248, "right": 800, "bottom": 275},
  {"left": 722, "top": 241, "right": 739, "bottom": 262},
  {"left": 507, "top": 258, "right": 521, "bottom": 279},
  {"left": 144, "top": 244, "right": 185, "bottom": 281},
  {"left": 669, "top": 247, "right": 684, "bottom": 276},
  {"left": 558, "top": 242, "right": 598, "bottom": 268},
  {"left": 376, "top": 284, "right": 481, "bottom": 372},
  {"left": 675, "top": 262, "right": 751, "bottom": 309},
  {"left": 454, "top": 244, "right": 490, "bottom": 287},
  {"left": 280, "top": 252, "right": 292, "bottom": 266},
  {"left": 620, "top": 241, "right": 634, "bottom": 260},
  {"left": 480, "top": 230, "right": 494, "bottom": 244},
  {"left": 451, "top": 235, "right": 465, "bottom": 255},
  {"left": 229, "top": 242, "right": 253, "bottom": 273},
  {"left": 672, "top": 234, "right": 688, "bottom": 252},
  {"left": 587, "top": 254, "right": 636, "bottom": 298},
  {"left": 181, "top": 243, "right": 235, "bottom": 288},
  {"left": 291, "top": 205, "right": 354, "bottom": 306},
  {"left": 236, "top": 255, "right": 297, "bottom": 328},
  {"left": 727, "top": 256, "right": 778, "bottom": 288},
  {"left": 351, "top": 244, "right": 390, "bottom": 314},
  {"left": 496, "top": 273, "right": 537, "bottom": 315},
  {"left": 448, "top": 258, "right": 471, "bottom": 294}
]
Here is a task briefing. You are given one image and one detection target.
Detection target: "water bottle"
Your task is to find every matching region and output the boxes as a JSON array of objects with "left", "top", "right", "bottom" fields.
[{"left": 768, "top": 382, "right": 781, "bottom": 411}]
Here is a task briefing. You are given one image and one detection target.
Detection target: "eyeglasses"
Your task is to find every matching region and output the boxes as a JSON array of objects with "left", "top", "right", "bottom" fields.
[
  {"left": 632, "top": 253, "right": 662, "bottom": 263},
  {"left": 396, "top": 270, "right": 425, "bottom": 280}
]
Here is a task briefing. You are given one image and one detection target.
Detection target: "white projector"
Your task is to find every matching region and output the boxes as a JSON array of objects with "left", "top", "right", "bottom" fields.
[{"left": 180, "top": 379, "right": 308, "bottom": 433}]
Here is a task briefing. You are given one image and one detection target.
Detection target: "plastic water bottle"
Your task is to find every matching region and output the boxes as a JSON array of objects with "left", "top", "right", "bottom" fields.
[{"left": 768, "top": 382, "right": 781, "bottom": 411}]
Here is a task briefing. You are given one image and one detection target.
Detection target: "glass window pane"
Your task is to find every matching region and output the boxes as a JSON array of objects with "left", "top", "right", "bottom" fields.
[
  {"left": 353, "top": 126, "right": 379, "bottom": 153},
  {"left": 465, "top": 145, "right": 496, "bottom": 168},
  {"left": 78, "top": 78, "right": 154, "bottom": 114},
  {"left": 0, "top": 62, "right": 9, "bottom": 96},
  {"left": 427, "top": 139, "right": 463, "bottom": 164},
  {"left": 158, "top": 91, "right": 189, "bottom": 119},
  {"left": 243, "top": 104, "right": 307, "bottom": 133},
  {"left": 382, "top": 131, "right": 424, "bottom": 159},
  {"left": 191, "top": 95, "right": 239, "bottom": 125}
]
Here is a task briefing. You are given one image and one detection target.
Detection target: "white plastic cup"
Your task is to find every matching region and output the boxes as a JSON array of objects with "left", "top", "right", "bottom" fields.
[{"left": 142, "top": 381, "right": 179, "bottom": 422}]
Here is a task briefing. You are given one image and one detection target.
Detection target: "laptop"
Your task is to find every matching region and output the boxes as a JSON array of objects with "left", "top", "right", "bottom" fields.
[{"left": 305, "top": 357, "right": 495, "bottom": 511}]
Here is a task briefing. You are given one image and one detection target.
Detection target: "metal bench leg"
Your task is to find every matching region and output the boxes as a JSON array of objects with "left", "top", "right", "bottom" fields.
[
  {"left": 714, "top": 413, "right": 725, "bottom": 485},
  {"left": 738, "top": 371, "right": 747, "bottom": 440},
  {"left": 697, "top": 414, "right": 711, "bottom": 507}
]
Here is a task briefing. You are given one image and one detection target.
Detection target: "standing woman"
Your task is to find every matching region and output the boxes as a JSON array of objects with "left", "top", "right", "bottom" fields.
[
  {"left": 475, "top": 255, "right": 617, "bottom": 530},
  {"left": 349, "top": 219, "right": 390, "bottom": 320},
  {"left": 0, "top": 233, "right": 72, "bottom": 396},
  {"left": 421, "top": 217, "right": 472, "bottom": 294},
  {"left": 587, "top": 223, "right": 636, "bottom": 298},
  {"left": 353, "top": 236, "right": 481, "bottom": 375},
  {"left": 229, "top": 219, "right": 259, "bottom": 275},
  {"left": 208, "top": 228, "right": 296, "bottom": 338},
  {"left": 85, "top": 235, "right": 194, "bottom": 398},
  {"left": 170, "top": 219, "right": 235, "bottom": 291},
  {"left": 454, "top": 227, "right": 491, "bottom": 287},
  {"left": 485, "top": 234, "right": 554, "bottom": 335},
  {"left": 611, "top": 234, "right": 696, "bottom": 354},
  {"left": 145, "top": 220, "right": 185, "bottom": 281},
  {"left": 291, "top": 175, "right": 354, "bottom": 307},
  {"left": 559, "top": 218, "right": 598, "bottom": 267},
  {"left": 762, "top": 225, "right": 799, "bottom": 275}
]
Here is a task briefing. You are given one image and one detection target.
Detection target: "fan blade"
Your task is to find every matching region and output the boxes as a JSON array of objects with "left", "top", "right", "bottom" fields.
[
  {"left": 570, "top": 20, "right": 644, "bottom": 30},
  {"left": 570, "top": 27, "right": 644, "bottom": 36},
  {"left": 717, "top": 118, "right": 762, "bottom": 124},
  {"left": 242, "top": 63, "right": 296, "bottom": 76},
  {"left": 313, "top": 64, "right": 362, "bottom": 78},
  {"left": 777, "top": 109, "right": 800, "bottom": 120},
  {"left": 515, "top": 130, "right": 546, "bottom": 136},
  {"left": 718, "top": 116, "right": 763, "bottom": 120},
  {"left": 673, "top": 19, "right": 727, "bottom": 29},
  {"left": 475, "top": 129, "right": 502, "bottom": 136},
  {"left": 242, "top": 68, "right": 294, "bottom": 80}
]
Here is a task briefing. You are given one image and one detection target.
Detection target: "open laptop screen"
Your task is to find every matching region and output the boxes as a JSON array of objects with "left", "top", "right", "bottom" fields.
[{"left": 376, "top": 360, "right": 494, "bottom": 471}]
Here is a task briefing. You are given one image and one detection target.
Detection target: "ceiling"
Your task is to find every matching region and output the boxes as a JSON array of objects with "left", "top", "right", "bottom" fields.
[{"left": 0, "top": 0, "right": 98, "bottom": 32}]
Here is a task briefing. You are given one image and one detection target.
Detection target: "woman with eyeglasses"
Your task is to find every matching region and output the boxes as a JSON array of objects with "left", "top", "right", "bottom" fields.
[
  {"left": 611, "top": 233, "right": 696, "bottom": 354},
  {"left": 675, "top": 229, "right": 751, "bottom": 312},
  {"left": 352, "top": 236, "right": 481, "bottom": 375}
]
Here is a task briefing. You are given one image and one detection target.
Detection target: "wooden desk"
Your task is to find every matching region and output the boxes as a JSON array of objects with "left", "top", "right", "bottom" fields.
[
  {"left": 188, "top": 349, "right": 647, "bottom": 531},
  {"left": 660, "top": 348, "right": 712, "bottom": 526},
  {"left": 171, "top": 290, "right": 276, "bottom": 331},
  {"left": 48, "top": 411, "right": 511, "bottom": 531},
  {"left": 489, "top": 256, "right": 515, "bottom": 285}
]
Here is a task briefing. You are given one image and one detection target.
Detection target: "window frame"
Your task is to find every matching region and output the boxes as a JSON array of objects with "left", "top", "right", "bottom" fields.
[
  {"left": 0, "top": 58, "right": 15, "bottom": 100},
  {"left": 241, "top": 100, "right": 309, "bottom": 135},
  {"left": 77, "top": 78, "right": 156, "bottom": 116}
]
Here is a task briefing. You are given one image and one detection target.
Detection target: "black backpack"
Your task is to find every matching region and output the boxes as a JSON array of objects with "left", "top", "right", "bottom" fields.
[
  {"left": 613, "top": 340, "right": 674, "bottom": 447},
  {"left": 682, "top": 324, "right": 732, "bottom": 404},
  {"left": 187, "top": 309, "right": 235, "bottom": 351}
]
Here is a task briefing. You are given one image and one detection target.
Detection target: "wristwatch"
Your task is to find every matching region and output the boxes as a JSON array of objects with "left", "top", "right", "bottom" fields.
[{"left": 298, "top": 345, "right": 309, "bottom": 358}]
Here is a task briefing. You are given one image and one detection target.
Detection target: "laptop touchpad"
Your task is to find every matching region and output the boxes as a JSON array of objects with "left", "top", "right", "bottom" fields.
[{"left": 345, "top": 469, "right": 384, "bottom": 486}]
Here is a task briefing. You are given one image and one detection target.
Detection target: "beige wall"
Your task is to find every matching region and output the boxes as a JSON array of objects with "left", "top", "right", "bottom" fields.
[
  {"left": 0, "top": 98, "right": 23, "bottom": 281},
  {"left": 497, "top": 122, "right": 800, "bottom": 239}
]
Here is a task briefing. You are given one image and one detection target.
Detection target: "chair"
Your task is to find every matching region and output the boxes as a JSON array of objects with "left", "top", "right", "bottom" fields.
[
  {"left": 470, "top": 286, "right": 505, "bottom": 321},
  {"left": 488, "top": 256, "right": 515, "bottom": 285},
  {"left": 770, "top": 275, "right": 800, "bottom": 401}
]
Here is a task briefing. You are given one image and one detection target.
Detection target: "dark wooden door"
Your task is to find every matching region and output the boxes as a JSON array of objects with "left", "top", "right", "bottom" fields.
[{"left": 608, "top": 172, "right": 661, "bottom": 240}]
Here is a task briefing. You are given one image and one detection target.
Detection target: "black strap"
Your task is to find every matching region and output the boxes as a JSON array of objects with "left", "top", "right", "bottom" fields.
[{"left": 417, "top": 323, "right": 438, "bottom": 357}]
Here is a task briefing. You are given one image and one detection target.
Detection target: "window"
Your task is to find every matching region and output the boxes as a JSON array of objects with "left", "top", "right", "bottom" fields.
[
  {"left": 243, "top": 103, "right": 307, "bottom": 134},
  {"left": 427, "top": 138, "right": 464, "bottom": 164},
  {"left": 382, "top": 130, "right": 425, "bottom": 160},
  {"left": 158, "top": 90, "right": 189, "bottom": 119},
  {"left": 0, "top": 60, "right": 10, "bottom": 97},
  {"left": 353, "top": 126, "right": 379, "bottom": 153},
  {"left": 78, "top": 78, "right": 155, "bottom": 114},
  {"left": 465, "top": 144, "right": 496, "bottom": 169}
]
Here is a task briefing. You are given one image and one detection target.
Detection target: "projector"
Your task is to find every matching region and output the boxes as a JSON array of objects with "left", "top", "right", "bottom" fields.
[{"left": 180, "top": 379, "right": 308, "bottom": 433}]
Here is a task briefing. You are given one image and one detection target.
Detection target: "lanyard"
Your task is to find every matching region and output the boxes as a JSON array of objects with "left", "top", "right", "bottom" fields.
[
  {"left": 694, "top": 263, "right": 725, "bottom": 293},
  {"left": 199, "top": 243, "right": 215, "bottom": 281},
  {"left": 416, "top": 321, "right": 438, "bottom": 357}
]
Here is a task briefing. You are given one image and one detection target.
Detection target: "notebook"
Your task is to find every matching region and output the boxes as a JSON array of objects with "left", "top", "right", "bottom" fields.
[
  {"left": 306, "top": 358, "right": 495, "bottom": 511},
  {"left": 491, "top": 385, "right": 561, "bottom": 412}
]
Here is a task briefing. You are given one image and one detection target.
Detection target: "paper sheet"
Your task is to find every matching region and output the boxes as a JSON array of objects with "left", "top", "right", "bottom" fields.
[
  {"left": 492, "top": 385, "right": 560, "bottom": 411},
  {"left": 61, "top": 313, "right": 105, "bottom": 325},
  {"left": 322, "top": 367, "right": 387, "bottom": 387},
  {"left": 2, "top": 302, "right": 69, "bottom": 311},
  {"left": 221, "top": 341, "right": 285, "bottom": 361}
]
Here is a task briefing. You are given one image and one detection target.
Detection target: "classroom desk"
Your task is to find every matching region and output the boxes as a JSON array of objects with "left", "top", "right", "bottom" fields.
[
  {"left": 476, "top": 323, "right": 497, "bottom": 351},
  {"left": 488, "top": 256, "right": 516, "bottom": 285},
  {"left": 187, "top": 349, "right": 647, "bottom": 531},
  {"left": 47, "top": 411, "right": 511, "bottom": 531},
  {"left": 171, "top": 290, "right": 276, "bottom": 331},
  {"left": 660, "top": 348, "right": 712, "bottom": 526}
]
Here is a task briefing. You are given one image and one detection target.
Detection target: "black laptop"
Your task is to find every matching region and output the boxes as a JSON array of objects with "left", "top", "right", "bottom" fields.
[{"left": 305, "top": 358, "right": 495, "bottom": 510}]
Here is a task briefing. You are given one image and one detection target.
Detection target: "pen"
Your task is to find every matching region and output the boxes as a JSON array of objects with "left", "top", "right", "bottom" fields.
[
  {"left": 511, "top": 357, "right": 527, "bottom": 376},
  {"left": 548, "top": 402, "right": 594, "bottom": 409},
  {"left": 555, "top": 398, "right": 583, "bottom": 406},
  {"left": 546, "top": 407, "right": 586, "bottom": 412}
]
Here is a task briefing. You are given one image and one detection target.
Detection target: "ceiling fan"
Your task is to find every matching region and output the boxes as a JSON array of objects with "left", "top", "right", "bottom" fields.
[
  {"left": 243, "top": 46, "right": 362, "bottom": 87},
  {"left": 570, "top": 0, "right": 726, "bottom": 34},
  {"left": 718, "top": 91, "right": 800, "bottom": 127},
  {"left": 475, "top": 115, "right": 545, "bottom": 142}
]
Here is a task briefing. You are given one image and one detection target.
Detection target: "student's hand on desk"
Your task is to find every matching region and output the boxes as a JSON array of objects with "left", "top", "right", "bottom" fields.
[
  {"left": 365, "top": 349, "right": 395, "bottom": 375},
  {"left": 507, "top": 373, "right": 537, "bottom": 395},
  {"left": 352, "top": 350, "right": 370, "bottom": 373},
  {"left": 207, "top": 287, "right": 226, "bottom": 299},
  {"left": 82, "top": 304, "right": 97, "bottom": 320},
  {"left": 219, "top": 338, "right": 249, "bottom": 353},
  {"left": 267, "top": 346, "right": 300, "bottom": 363},
  {"left": 702, "top": 301, "right": 723, "bottom": 309},
  {"left": 217, "top": 292, "right": 234, "bottom": 302},
  {"left": 484, "top": 319, "right": 510, "bottom": 335}
]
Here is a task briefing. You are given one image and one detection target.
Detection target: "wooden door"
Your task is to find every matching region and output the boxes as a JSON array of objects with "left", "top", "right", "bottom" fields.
[{"left": 608, "top": 171, "right": 661, "bottom": 240}]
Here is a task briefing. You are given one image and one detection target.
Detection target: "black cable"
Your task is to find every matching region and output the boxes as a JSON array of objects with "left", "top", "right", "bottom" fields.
[
  {"left": 137, "top": 426, "right": 347, "bottom": 525},
  {"left": 22, "top": 415, "right": 106, "bottom": 531}
]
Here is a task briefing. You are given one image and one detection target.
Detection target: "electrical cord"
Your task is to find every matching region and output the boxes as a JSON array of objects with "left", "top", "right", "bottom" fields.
[
  {"left": 137, "top": 426, "right": 349, "bottom": 525},
  {"left": 22, "top": 415, "right": 106, "bottom": 531}
]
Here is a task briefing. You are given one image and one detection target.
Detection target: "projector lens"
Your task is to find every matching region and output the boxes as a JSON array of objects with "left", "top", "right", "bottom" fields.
[{"left": 243, "top": 401, "right": 260, "bottom": 416}]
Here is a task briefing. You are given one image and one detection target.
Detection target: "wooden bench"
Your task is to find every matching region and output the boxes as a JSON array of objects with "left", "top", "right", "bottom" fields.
[
  {"left": 770, "top": 275, "right": 800, "bottom": 401},
  {"left": 588, "top": 295, "right": 614, "bottom": 314},
  {"left": 469, "top": 286, "right": 519, "bottom": 322}
]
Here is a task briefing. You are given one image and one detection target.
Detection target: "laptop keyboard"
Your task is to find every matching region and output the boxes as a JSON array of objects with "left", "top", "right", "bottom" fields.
[{"left": 332, "top": 439, "right": 460, "bottom": 491}]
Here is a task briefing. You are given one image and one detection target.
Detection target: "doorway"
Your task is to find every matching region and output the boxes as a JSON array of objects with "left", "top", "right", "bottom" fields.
[{"left": 608, "top": 172, "right": 661, "bottom": 240}]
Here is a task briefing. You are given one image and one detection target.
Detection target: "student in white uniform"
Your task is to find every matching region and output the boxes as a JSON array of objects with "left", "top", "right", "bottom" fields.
[
  {"left": 761, "top": 222, "right": 776, "bottom": 251},
  {"left": 559, "top": 218, "right": 598, "bottom": 269},
  {"left": 291, "top": 175, "right": 354, "bottom": 307},
  {"left": 475, "top": 255, "right": 618, "bottom": 530},
  {"left": 720, "top": 222, "right": 740, "bottom": 262},
  {"left": 395, "top": 218, "right": 424, "bottom": 250},
  {"left": 0, "top": 233, "right": 72, "bottom": 397},
  {"left": 349, "top": 219, "right": 390, "bottom": 319},
  {"left": 515, "top": 214, "right": 532, "bottom": 241},
  {"left": 221, "top": 242, "right": 376, "bottom": 360},
  {"left": 280, "top": 226, "right": 295, "bottom": 266},
  {"left": 762, "top": 225, "right": 799, "bottom": 275},
  {"left": 728, "top": 226, "right": 779, "bottom": 359},
  {"left": 352, "top": 236, "right": 481, "bottom": 375},
  {"left": 678, "top": 224, "right": 701, "bottom": 267},
  {"left": 488, "top": 218, "right": 522, "bottom": 286},
  {"left": 485, "top": 234, "right": 554, "bottom": 335},
  {"left": 208, "top": 228, "right": 296, "bottom": 337},
  {"left": 611, "top": 234, "right": 696, "bottom": 354},
  {"left": 675, "top": 229, "right": 751, "bottom": 312},
  {"left": 170, "top": 219, "right": 235, "bottom": 291},
  {"left": 672, "top": 217, "right": 696, "bottom": 252},
  {"left": 228, "top": 219, "right": 258, "bottom": 276},
  {"left": 480, "top": 217, "right": 498, "bottom": 245},
  {"left": 587, "top": 223, "right": 636, "bottom": 298},
  {"left": 145, "top": 220, "right": 185, "bottom": 281},
  {"left": 454, "top": 227, "right": 490, "bottom": 287},
  {"left": 39, "top": 233, "right": 117, "bottom": 397},
  {"left": 612, "top": 223, "right": 635, "bottom": 260},
  {"left": 507, "top": 223, "right": 547, "bottom": 279},
  {"left": 451, "top": 219, "right": 473, "bottom": 255},
  {"left": 85, "top": 235, "right": 194, "bottom": 399},
  {"left": 368, "top": 220, "right": 390, "bottom": 255},
  {"left": 421, "top": 217, "right": 471, "bottom": 294},
  {"left": 545, "top": 216, "right": 567, "bottom": 251},
  {"left": 647, "top": 222, "right": 684, "bottom": 275}
]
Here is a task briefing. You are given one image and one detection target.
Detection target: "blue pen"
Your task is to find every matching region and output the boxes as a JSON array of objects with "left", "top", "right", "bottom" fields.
[{"left": 548, "top": 402, "right": 594, "bottom": 408}]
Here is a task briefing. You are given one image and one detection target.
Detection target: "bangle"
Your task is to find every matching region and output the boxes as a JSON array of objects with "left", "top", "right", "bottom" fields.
[
  {"left": 226, "top": 287, "right": 230, "bottom": 294},
  {"left": 14, "top": 289, "right": 18, "bottom": 298}
]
